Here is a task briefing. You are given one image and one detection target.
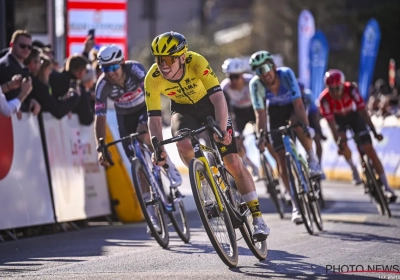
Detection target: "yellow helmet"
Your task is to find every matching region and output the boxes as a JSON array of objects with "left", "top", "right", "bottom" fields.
[{"left": 151, "top": 31, "right": 188, "bottom": 56}]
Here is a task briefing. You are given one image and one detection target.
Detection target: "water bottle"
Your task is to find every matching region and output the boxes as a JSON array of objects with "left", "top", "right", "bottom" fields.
[{"left": 211, "top": 166, "right": 226, "bottom": 191}]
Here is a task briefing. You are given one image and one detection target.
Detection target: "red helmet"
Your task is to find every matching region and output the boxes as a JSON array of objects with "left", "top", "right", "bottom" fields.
[{"left": 324, "top": 69, "right": 345, "bottom": 87}]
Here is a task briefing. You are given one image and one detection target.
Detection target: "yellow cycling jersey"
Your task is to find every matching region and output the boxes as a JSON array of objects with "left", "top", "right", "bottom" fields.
[{"left": 144, "top": 51, "right": 222, "bottom": 116}]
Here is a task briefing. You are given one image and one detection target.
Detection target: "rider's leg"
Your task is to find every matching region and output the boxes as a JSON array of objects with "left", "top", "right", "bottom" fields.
[
  {"left": 338, "top": 132, "right": 363, "bottom": 185},
  {"left": 363, "top": 143, "right": 395, "bottom": 194}
]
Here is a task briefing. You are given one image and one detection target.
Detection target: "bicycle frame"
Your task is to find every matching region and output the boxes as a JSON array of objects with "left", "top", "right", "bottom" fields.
[{"left": 281, "top": 129, "right": 310, "bottom": 194}]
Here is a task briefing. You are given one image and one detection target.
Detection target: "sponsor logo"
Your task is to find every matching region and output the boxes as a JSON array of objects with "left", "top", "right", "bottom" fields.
[
  {"left": 152, "top": 69, "right": 161, "bottom": 77},
  {"left": 203, "top": 70, "right": 209, "bottom": 76},
  {"left": 185, "top": 54, "right": 193, "bottom": 64},
  {"left": 146, "top": 91, "right": 150, "bottom": 98},
  {"left": 132, "top": 64, "right": 145, "bottom": 79},
  {"left": 95, "top": 102, "right": 105, "bottom": 110},
  {"left": 115, "top": 88, "right": 143, "bottom": 102},
  {"left": 168, "top": 91, "right": 177, "bottom": 96}
]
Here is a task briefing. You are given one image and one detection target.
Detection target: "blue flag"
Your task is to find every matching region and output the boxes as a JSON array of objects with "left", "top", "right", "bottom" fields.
[
  {"left": 358, "top": 18, "right": 381, "bottom": 100},
  {"left": 309, "top": 31, "right": 329, "bottom": 102}
]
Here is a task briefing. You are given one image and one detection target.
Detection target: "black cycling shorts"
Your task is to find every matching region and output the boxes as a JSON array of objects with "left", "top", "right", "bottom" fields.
[
  {"left": 335, "top": 111, "right": 372, "bottom": 145},
  {"left": 170, "top": 95, "right": 238, "bottom": 158},
  {"left": 308, "top": 111, "right": 323, "bottom": 136},
  {"left": 268, "top": 103, "right": 296, "bottom": 152},
  {"left": 233, "top": 106, "right": 256, "bottom": 134},
  {"left": 117, "top": 104, "right": 148, "bottom": 158}
]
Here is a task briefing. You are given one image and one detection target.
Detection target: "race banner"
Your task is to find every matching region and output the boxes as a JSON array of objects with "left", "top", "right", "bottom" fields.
[
  {"left": 298, "top": 10, "right": 315, "bottom": 89},
  {"left": 309, "top": 31, "right": 329, "bottom": 102},
  {"left": 66, "top": 0, "right": 127, "bottom": 57},
  {"left": 358, "top": 18, "right": 381, "bottom": 100}
]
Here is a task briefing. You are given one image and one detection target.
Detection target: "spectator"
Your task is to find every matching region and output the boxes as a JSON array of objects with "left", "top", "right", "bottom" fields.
[
  {"left": 0, "top": 75, "right": 32, "bottom": 117},
  {"left": 49, "top": 54, "right": 89, "bottom": 99},
  {"left": 24, "top": 49, "right": 80, "bottom": 119},
  {"left": 0, "top": 29, "right": 41, "bottom": 115}
]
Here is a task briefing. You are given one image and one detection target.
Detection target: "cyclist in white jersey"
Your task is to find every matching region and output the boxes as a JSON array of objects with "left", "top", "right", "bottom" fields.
[
  {"left": 249, "top": 50, "right": 321, "bottom": 225},
  {"left": 221, "top": 58, "right": 279, "bottom": 180}
]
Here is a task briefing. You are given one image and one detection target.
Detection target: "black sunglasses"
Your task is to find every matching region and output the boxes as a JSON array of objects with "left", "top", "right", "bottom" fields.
[
  {"left": 19, "top": 43, "right": 32, "bottom": 50},
  {"left": 229, "top": 74, "right": 241, "bottom": 80}
]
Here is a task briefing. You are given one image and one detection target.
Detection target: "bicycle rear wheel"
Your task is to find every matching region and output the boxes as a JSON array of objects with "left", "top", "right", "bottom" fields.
[
  {"left": 168, "top": 197, "right": 191, "bottom": 243},
  {"left": 260, "top": 153, "right": 284, "bottom": 219},
  {"left": 228, "top": 178, "right": 268, "bottom": 260},
  {"left": 363, "top": 155, "right": 391, "bottom": 217},
  {"left": 189, "top": 158, "right": 238, "bottom": 268},
  {"left": 300, "top": 161, "right": 323, "bottom": 231},
  {"left": 286, "top": 154, "right": 314, "bottom": 235},
  {"left": 131, "top": 158, "right": 169, "bottom": 248}
]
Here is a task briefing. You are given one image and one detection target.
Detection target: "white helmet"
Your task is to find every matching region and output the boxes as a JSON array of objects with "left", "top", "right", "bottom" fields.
[
  {"left": 222, "top": 58, "right": 247, "bottom": 74},
  {"left": 98, "top": 44, "right": 123, "bottom": 65}
]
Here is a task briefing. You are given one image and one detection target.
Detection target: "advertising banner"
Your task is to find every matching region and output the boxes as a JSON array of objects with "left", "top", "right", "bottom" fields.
[
  {"left": 0, "top": 114, "right": 54, "bottom": 230},
  {"left": 66, "top": 0, "right": 127, "bottom": 57},
  {"left": 309, "top": 31, "right": 329, "bottom": 102},
  {"left": 358, "top": 18, "right": 381, "bottom": 100},
  {"left": 42, "top": 113, "right": 110, "bottom": 222},
  {"left": 298, "top": 10, "right": 315, "bottom": 89}
]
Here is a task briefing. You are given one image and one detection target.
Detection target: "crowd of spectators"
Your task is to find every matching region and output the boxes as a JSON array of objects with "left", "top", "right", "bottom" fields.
[
  {"left": 367, "top": 78, "right": 400, "bottom": 118},
  {"left": 0, "top": 29, "right": 98, "bottom": 124}
]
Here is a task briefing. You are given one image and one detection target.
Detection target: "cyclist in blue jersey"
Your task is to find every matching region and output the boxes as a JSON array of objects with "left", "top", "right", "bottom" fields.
[
  {"left": 249, "top": 50, "right": 321, "bottom": 224},
  {"left": 298, "top": 82, "right": 326, "bottom": 179}
]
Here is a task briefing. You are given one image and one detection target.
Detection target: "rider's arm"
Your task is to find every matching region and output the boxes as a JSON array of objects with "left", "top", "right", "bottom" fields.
[
  {"left": 351, "top": 86, "right": 379, "bottom": 136},
  {"left": 94, "top": 79, "right": 108, "bottom": 146},
  {"left": 249, "top": 77, "right": 266, "bottom": 136},
  {"left": 144, "top": 66, "right": 164, "bottom": 150},
  {"left": 209, "top": 91, "right": 228, "bottom": 132},
  {"left": 293, "top": 98, "right": 310, "bottom": 126},
  {"left": 319, "top": 94, "right": 339, "bottom": 141},
  {"left": 327, "top": 119, "right": 340, "bottom": 143}
]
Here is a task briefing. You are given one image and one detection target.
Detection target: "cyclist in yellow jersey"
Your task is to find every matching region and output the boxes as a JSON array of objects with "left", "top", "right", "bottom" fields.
[{"left": 145, "top": 31, "right": 270, "bottom": 240}]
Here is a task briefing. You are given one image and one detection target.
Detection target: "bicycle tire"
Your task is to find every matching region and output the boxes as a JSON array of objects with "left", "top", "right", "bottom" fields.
[
  {"left": 300, "top": 160, "right": 323, "bottom": 231},
  {"left": 131, "top": 158, "right": 169, "bottom": 248},
  {"left": 189, "top": 158, "right": 238, "bottom": 268},
  {"left": 363, "top": 155, "right": 391, "bottom": 217},
  {"left": 316, "top": 178, "right": 325, "bottom": 209},
  {"left": 227, "top": 178, "right": 268, "bottom": 260},
  {"left": 286, "top": 154, "right": 314, "bottom": 235},
  {"left": 168, "top": 199, "right": 191, "bottom": 243},
  {"left": 260, "top": 153, "right": 285, "bottom": 219}
]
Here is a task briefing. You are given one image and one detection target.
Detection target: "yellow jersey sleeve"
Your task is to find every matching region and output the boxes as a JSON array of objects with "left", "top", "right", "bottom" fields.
[
  {"left": 188, "top": 52, "right": 221, "bottom": 95},
  {"left": 144, "top": 63, "right": 162, "bottom": 116}
]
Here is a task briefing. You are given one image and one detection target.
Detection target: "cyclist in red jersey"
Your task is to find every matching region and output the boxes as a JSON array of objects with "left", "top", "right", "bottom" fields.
[{"left": 318, "top": 69, "right": 397, "bottom": 203}]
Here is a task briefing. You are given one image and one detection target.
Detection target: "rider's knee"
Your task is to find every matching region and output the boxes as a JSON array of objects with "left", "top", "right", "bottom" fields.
[
  {"left": 363, "top": 144, "right": 376, "bottom": 157},
  {"left": 176, "top": 139, "right": 192, "bottom": 155},
  {"left": 224, "top": 154, "right": 243, "bottom": 175}
]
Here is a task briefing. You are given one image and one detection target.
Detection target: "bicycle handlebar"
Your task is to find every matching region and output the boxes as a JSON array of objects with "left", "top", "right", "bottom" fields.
[
  {"left": 152, "top": 116, "right": 224, "bottom": 148},
  {"left": 151, "top": 136, "right": 169, "bottom": 169},
  {"left": 97, "top": 131, "right": 148, "bottom": 166},
  {"left": 265, "top": 121, "right": 308, "bottom": 136}
]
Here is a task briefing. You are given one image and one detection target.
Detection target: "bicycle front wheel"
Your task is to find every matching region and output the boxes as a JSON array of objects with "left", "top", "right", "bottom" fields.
[
  {"left": 260, "top": 153, "right": 285, "bottom": 219},
  {"left": 131, "top": 158, "right": 169, "bottom": 248},
  {"left": 286, "top": 154, "right": 314, "bottom": 235},
  {"left": 189, "top": 158, "right": 238, "bottom": 268},
  {"left": 363, "top": 155, "right": 391, "bottom": 217}
]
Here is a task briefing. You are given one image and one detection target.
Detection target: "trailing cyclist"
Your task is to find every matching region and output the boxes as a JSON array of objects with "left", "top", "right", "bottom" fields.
[
  {"left": 94, "top": 44, "right": 183, "bottom": 232},
  {"left": 145, "top": 31, "right": 270, "bottom": 241},
  {"left": 221, "top": 57, "right": 279, "bottom": 181},
  {"left": 248, "top": 50, "right": 322, "bottom": 225},
  {"left": 318, "top": 69, "right": 397, "bottom": 203}
]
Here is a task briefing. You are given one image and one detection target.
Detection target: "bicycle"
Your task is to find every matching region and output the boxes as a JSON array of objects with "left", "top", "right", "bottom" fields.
[
  {"left": 268, "top": 122, "right": 323, "bottom": 235},
  {"left": 338, "top": 129, "right": 391, "bottom": 217},
  {"left": 152, "top": 116, "right": 267, "bottom": 268},
  {"left": 98, "top": 131, "right": 190, "bottom": 248},
  {"left": 256, "top": 129, "right": 286, "bottom": 219}
]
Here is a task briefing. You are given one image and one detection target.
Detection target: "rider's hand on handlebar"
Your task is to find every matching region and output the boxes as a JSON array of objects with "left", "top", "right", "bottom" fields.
[
  {"left": 213, "top": 130, "right": 232, "bottom": 146},
  {"left": 375, "top": 133, "right": 384, "bottom": 141},
  {"left": 152, "top": 150, "right": 167, "bottom": 166},
  {"left": 98, "top": 151, "right": 112, "bottom": 167}
]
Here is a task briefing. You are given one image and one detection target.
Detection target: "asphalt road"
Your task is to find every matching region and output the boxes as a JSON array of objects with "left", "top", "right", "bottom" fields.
[{"left": 1, "top": 177, "right": 399, "bottom": 280}]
